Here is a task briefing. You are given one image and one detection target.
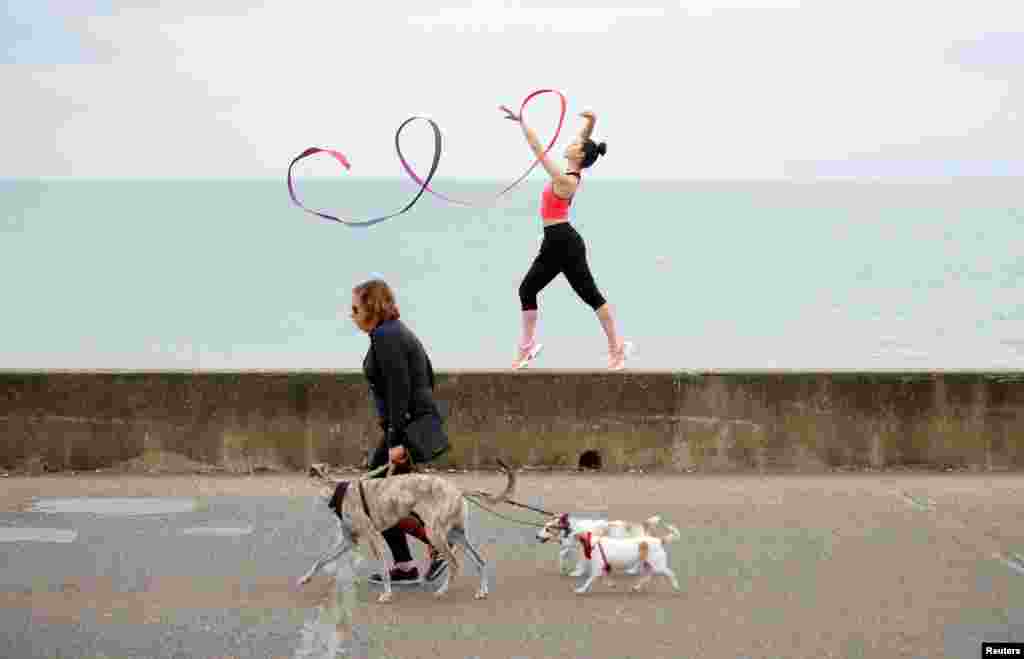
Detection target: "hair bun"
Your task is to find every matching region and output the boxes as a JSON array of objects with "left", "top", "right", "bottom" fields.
[{"left": 597, "top": 142, "right": 607, "bottom": 156}]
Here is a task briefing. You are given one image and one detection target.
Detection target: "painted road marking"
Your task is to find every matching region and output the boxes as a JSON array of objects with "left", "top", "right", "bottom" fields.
[
  {"left": 29, "top": 497, "right": 200, "bottom": 516},
  {"left": 0, "top": 528, "right": 77, "bottom": 543},
  {"left": 180, "top": 525, "right": 254, "bottom": 537}
]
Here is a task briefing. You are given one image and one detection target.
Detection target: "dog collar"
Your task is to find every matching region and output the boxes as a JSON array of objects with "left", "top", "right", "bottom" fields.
[{"left": 329, "top": 481, "right": 350, "bottom": 521}]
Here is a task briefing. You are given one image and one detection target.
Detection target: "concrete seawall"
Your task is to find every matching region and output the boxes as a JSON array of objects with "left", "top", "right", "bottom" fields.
[{"left": 2, "top": 370, "right": 1023, "bottom": 474}]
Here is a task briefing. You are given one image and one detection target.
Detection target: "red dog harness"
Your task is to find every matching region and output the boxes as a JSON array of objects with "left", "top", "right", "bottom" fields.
[
  {"left": 578, "top": 532, "right": 612, "bottom": 574},
  {"left": 578, "top": 530, "right": 655, "bottom": 575}
]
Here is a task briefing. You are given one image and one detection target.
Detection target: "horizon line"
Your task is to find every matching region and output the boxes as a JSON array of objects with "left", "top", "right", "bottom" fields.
[{"left": 5, "top": 175, "right": 1024, "bottom": 183}]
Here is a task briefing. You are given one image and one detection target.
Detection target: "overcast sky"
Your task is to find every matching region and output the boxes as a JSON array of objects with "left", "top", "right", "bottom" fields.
[{"left": 3, "top": 0, "right": 1022, "bottom": 179}]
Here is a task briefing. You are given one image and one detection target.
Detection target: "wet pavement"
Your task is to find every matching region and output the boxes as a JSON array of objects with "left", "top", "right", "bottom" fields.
[
  {"left": 2, "top": 474, "right": 1024, "bottom": 657},
  {"left": 0, "top": 492, "right": 561, "bottom": 659}
]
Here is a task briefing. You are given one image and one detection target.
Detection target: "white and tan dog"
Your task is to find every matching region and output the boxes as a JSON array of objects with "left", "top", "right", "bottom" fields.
[
  {"left": 570, "top": 522, "right": 682, "bottom": 594},
  {"left": 536, "top": 513, "right": 666, "bottom": 577}
]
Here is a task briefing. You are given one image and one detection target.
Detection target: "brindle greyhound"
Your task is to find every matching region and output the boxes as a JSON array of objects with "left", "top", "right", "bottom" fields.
[{"left": 298, "top": 460, "right": 516, "bottom": 603}]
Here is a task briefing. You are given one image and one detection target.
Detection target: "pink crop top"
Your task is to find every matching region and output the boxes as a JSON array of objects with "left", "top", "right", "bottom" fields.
[{"left": 539, "top": 172, "right": 581, "bottom": 220}]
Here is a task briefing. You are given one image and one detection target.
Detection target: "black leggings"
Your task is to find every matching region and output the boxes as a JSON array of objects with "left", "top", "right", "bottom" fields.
[{"left": 519, "top": 223, "right": 606, "bottom": 311}]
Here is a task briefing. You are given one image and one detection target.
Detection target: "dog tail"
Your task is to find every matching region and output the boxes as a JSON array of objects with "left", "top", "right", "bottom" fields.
[
  {"left": 309, "top": 463, "right": 331, "bottom": 483},
  {"left": 480, "top": 459, "right": 517, "bottom": 505},
  {"left": 642, "top": 515, "right": 662, "bottom": 535},
  {"left": 657, "top": 522, "right": 681, "bottom": 545}
]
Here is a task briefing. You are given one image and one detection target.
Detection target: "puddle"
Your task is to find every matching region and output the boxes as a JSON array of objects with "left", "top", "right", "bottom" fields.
[
  {"left": 292, "top": 554, "right": 369, "bottom": 658},
  {"left": 0, "top": 528, "right": 77, "bottom": 543},
  {"left": 180, "top": 525, "right": 254, "bottom": 537},
  {"left": 29, "top": 497, "right": 200, "bottom": 516}
]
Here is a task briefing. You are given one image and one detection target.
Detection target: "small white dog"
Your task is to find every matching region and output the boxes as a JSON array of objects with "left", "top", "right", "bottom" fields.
[
  {"left": 571, "top": 522, "right": 681, "bottom": 595},
  {"left": 536, "top": 513, "right": 666, "bottom": 577}
]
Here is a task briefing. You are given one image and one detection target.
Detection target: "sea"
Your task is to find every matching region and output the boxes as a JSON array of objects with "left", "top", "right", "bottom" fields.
[{"left": 2, "top": 176, "right": 1023, "bottom": 371}]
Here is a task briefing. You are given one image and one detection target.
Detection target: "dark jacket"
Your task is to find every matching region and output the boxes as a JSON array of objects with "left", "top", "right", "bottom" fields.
[{"left": 362, "top": 319, "right": 439, "bottom": 450}]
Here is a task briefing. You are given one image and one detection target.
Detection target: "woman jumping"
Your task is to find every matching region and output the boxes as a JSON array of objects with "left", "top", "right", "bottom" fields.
[{"left": 499, "top": 105, "right": 633, "bottom": 370}]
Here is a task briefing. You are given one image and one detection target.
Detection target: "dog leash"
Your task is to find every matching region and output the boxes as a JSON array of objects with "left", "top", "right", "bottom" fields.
[
  {"left": 460, "top": 485, "right": 554, "bottom": 518},
  {"left": 501, "top": 499, "right": 555, "bottom": 517},
  {"left": 461, "top": 494, "right": 547, "bottom": 528},
  {"left": 357, "top": 456, "right": 407, "bottom": 529},
  {"left": 462, "top": 491, "right": 554, "bottom": 518},
  {"left": 385, "top": 453, "right": 554, "bottom": 518},
  {"left": 383, "top": 457, "right": 552, "bottom": 527}
]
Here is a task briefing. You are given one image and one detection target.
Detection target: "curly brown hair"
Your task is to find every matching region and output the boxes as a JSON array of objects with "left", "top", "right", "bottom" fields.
[{"left": 353, "top": 279, "right": 400, "bottom": 326}]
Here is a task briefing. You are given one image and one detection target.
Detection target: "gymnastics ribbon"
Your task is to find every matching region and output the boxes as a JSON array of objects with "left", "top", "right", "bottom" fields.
[
  {"left": 396, "top": 88, "right": 566, "bottom": 207},
  {"left": 286, "top": 116, "right": 442, "bottom": 227},
  {"left": 286, "top": 89, "right": 566, "bottom": 225}
]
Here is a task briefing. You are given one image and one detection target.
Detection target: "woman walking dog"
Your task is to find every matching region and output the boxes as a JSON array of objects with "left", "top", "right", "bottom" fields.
[
  {"left": 350, "top": 277, "right": 451, "bottom": 584},
  {"left": 500, "top": 105, "right": 633, "bottom": 371}
]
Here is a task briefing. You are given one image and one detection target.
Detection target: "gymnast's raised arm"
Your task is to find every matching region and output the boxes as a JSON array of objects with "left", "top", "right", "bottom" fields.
[
  {"left": 577, "top": 110, "right": 596, "bottom": 142},
  {"left": 500, "top": 104, "right": 570, "bottom": 184}
]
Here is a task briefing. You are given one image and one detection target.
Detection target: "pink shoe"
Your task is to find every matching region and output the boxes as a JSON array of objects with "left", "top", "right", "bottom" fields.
[
  {"left": 513, "top": 343, "right": 543, "bottom": 370},
  {"left": 608, "top": 341, "right": 634, "bottom": 371}
]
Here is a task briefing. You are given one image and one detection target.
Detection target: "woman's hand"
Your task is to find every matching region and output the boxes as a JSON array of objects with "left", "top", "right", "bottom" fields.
[
  {"left": 577, "top": 110, "right": 597, "bottom": 141},
  {"left": 499, "top": 105, "right": 521, "bottom": 122},
  {"left": 389, "top": 445, "right": 408, "bottom": 464}
]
